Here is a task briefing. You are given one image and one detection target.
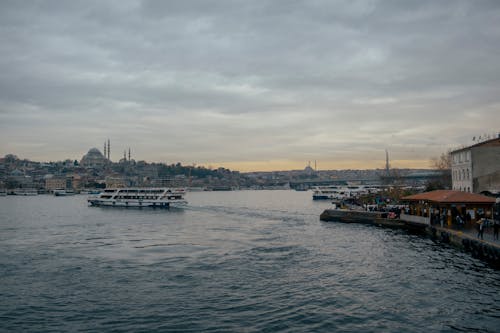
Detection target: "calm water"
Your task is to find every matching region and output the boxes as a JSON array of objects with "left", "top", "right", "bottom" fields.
[{"left": 1, "top": 190, "right": 499, "bottom": 332}]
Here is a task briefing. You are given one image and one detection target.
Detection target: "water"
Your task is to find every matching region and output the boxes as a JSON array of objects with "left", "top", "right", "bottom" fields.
[{"left": 1, "top": 190, "right": 499, "bottom": 332}]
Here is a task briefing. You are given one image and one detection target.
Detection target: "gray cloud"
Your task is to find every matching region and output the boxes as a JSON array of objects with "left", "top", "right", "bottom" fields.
[{"left": 1, "top": 0, "right": 500, "bottom": 169}]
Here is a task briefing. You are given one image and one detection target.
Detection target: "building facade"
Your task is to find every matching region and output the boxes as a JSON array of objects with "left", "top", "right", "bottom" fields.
[
  {"left": 451, "top": 136, "right": 500, "bottom": 194},
  {"left": 45, "top": 177, "right": 67, "bottom": 191}
]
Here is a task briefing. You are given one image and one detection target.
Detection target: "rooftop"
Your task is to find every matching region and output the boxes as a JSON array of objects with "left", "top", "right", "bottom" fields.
[
  {"left": 402, "top": 190, "right": 496, "bottom": 204},
  {"left": 451, "top": 136, "right": 500, "bottom": 154}
]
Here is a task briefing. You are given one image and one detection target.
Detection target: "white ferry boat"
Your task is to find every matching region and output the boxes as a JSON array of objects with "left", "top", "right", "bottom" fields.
[
  {"left": 87, "top": 188, "right": 187, "bottom": 208},
  {"left": 312, "top": 186, "right": 349, "bottom": 200},
  {"left": 13, "top": 188, "right": 38, "bottom": 196},
  {"left": 312, "top": 185, "right": 381, "bottom": 200}
]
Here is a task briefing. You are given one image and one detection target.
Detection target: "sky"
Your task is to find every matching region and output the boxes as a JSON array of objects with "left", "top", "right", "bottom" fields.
[{"left": 1, "top": 0, "right": 500, "bottom": 172}]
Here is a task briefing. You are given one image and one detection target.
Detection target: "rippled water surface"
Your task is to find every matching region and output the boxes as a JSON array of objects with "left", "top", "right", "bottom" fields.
[{"left": 1, "top": 190, "right": 499, "bottom": 332}]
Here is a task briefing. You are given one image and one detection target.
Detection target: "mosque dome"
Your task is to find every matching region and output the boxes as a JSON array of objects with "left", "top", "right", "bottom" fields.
[
  {"left": 88, "top": 148, "right": 101, "bottom": 154},
  {"left": 80, "top": 148, "right": 107, "bottom": 168}
]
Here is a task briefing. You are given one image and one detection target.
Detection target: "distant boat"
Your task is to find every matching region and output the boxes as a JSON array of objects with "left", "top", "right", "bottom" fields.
[
  {"left": 53, "top": 189, "right": 75, "bottom": 196},
  {"left": 312, "top": 186, "right": 346, "bottom": 200},
  {"left": 312, "top": 185, "right": 382, "bottom": 200},
  {"left": 210, "top": 186, "right": 233, "bottom": 191},
  {"left": 79, "top": 189, "right": 101, "bottom": 195},
  {"left": 0, "top": 189, "right": 7, "bottom": 196},
  {"left": 187, "top": 187, "right": 205, "bottom": 192},
  {"left": 12, "top": 188, "right": 38, "bottom": 196},
  {"left": 87, "top": 187, "right": 187, "bottom": 208}
]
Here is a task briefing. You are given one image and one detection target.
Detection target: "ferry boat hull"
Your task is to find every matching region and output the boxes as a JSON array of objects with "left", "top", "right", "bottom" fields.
[
  {"left": 87, "top": 199, "right": 187, "bottom": 208},
  {"left": 87, "top": 187, "right": 188, "bottom": 209}
]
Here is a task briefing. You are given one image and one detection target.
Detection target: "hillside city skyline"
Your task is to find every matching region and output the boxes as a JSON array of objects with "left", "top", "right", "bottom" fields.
[
  {"left": 5, "top": 132, "right": 499, "bottom": 172},
  {"left": 2, "top": 145, "right": 437, "bottom": 173}
]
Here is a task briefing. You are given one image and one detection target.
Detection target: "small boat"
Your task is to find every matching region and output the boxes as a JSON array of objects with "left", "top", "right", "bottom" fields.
[
  {"left": 13, "top": 188, "right": 38, "bottom": 196},
  {"left": 53, "top": 189, "right": 75, "bottom": 196},
  {"left": 312, "top": 185, "right": 381, "bottom": 200},
  {"left": 312, "top": 186, "right": 349, "bottom": 200},
  {"left": 87, "top": 187, "right": 187, "bottom": 208},
  {"left": 80, "top": 190, "right": 101, "bottom": 195}
]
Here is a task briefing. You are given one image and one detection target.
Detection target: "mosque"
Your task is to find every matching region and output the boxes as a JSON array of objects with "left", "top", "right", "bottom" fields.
[
  {"left": 80, "top": 139, "right": 133, "bottom": 168},
  {"left": 80, "top": 139, "right": 111, "bottom": 168},
  {"left": 80, "top": 148, "right": 108, "bottom": 168}
]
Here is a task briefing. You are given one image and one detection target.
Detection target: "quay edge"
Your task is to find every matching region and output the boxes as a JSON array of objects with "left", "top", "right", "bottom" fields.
[{"left": 320, "top": 209, "right": 500, "bottom": 267}]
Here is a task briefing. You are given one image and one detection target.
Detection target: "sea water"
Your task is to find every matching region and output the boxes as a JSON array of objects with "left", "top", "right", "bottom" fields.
[{"left": 1, "top": 190, "right": 499, "bottom": 332}]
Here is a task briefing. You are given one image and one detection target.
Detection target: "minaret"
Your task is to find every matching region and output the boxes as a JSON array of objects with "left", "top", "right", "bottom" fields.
[
  {"left": 128, "top": 147, "right": 131, "bottom": 161},
  {"left": 123, "top": 150, "right": 127, "bottom": 161},
  {"left": 104, "top": 141, "right": 107, "bottom": 159},
  {"left": 385, "top": 149, "right": 390, "bottom": 176},
  {"left": 107, "top": 139, "right": 111, "bottom": 160}
]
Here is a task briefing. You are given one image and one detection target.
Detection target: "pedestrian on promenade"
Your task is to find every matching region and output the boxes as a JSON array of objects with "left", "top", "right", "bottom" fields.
[
  {"left": 477, "top": 219, "right": 484, "bottom": 240},
  {"left": 456, "top": 215, "right": 464, "bottom": 230},
  {"left": 440, "top": 214, "right": 445, "bottom": 228},
  {"left": 494, "top": 220, "right": 499, "bottom": 241}
]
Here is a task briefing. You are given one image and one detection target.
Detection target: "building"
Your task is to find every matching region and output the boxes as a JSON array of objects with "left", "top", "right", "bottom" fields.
[
  {"left": 402, "top": 190, "right": 496, "bottom": 226},
  {"left": 450, "top": 136, "right": 500, "bottom": 194},
  {"left": 105, "top": 176, "right": 127, "bottom": 188},
  {"left": 80, "top": 148, "right": 108, "bottom": 169},
  {"left": 45, "top": 176, "right": 67, "bottom": 191}
]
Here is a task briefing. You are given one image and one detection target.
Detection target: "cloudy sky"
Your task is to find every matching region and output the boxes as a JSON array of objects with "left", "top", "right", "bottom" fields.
[{"left": 1, "top": 0, "right": 499, "bottom": 171}]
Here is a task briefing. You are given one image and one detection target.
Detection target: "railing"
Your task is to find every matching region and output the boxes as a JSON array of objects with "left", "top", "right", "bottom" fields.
[{"left": 400, "top": 213, "right": 430, "bottom": 225}]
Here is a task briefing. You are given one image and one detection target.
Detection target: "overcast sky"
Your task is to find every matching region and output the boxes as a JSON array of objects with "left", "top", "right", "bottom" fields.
[{"left": 1, "top": 0, "right": 499, "bottom": 171}]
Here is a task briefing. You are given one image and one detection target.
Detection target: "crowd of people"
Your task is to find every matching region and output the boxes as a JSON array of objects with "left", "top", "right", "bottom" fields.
[{"left": 429, "top": 210, "right": 500, "bottom": 241}]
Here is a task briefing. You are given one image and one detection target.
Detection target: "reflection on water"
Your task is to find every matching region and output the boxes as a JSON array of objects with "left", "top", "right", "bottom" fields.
[{"left": 0, "top": 191, "right": 499, "bottom": 332}]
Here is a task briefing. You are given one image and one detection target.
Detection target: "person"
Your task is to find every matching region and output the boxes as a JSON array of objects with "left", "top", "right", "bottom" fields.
[
  {"left": 494, "top": 219, "right": 499, "bottom": 241},
  {"left": 456, "top": 215, "right": 464, "bottom": 229},
  {"left": 440, "top": 214, "right": 445, "bottom": 228},
  {"left": 477, "top": 219, "right": 485, "bottom": 240}
]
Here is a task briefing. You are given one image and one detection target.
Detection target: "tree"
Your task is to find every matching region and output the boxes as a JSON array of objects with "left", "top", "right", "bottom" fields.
[
  {"left": 431, "top": 151, "right": 451, "bottom": 170},
  {"left": 427, "top": 150, "right": 452, "bottom": 190}
]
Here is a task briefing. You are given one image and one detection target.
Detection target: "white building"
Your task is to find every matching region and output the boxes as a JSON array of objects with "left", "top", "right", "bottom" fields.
[{"left": 450, "top": 136, "right": 500, "bottom": 194}]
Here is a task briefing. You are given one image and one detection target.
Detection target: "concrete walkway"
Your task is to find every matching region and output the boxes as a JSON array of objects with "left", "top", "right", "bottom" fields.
[
  {"left": 432, "top": 224, "right": 500, "bottom": 253},
  {"left": 444, "top": 225, "right": 500, "bottom": 247}
]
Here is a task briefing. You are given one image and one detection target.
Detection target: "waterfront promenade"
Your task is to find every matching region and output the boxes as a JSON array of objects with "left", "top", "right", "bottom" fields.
[
  {"left": 445, "top": 224, "right": 500, "bottom": 245},
  {"left": 320, "top": 208, "right": 500, "bottom": 267}
]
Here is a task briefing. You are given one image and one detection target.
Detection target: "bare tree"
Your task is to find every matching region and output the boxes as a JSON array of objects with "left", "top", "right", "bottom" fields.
[
  {"left": 431, "top": 151, "right": 451, "bottom": 170},
  {"left": 427, "top": 150, "right": 452, "bottom": 190}
]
